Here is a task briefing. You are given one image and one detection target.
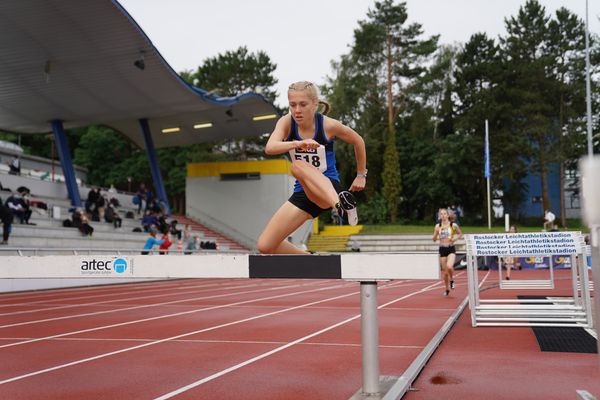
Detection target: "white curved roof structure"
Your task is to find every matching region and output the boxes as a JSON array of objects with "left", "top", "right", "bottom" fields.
[{"left": 0, "top": 0, "right": 279, "bottom": 149}]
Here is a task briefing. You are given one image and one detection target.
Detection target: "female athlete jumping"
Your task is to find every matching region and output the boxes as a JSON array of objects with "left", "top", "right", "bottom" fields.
[{"left": 257, "top": 81, "right": 367, "bottom": 254}]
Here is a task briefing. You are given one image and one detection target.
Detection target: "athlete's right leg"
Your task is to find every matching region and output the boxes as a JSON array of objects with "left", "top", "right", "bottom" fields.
[
  {"left": 290, "top": 161, "right": 338, "bottom": 209},
  {"left": 290, "top": 161, "right": 358, "bottom": 225},
  {"left": 446, "top": 253, "right": 456, "bottom": 289},
  {"left": 257, "top": 201, "right": 312, "bottom": 254},
  {"left": 440, "top": 256, "right": 450, "bottom": 295}
]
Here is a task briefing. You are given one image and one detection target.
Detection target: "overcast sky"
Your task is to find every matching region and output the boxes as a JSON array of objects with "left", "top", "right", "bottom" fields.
[{"left": 119, "top": 0, "right": 599, "bottom": 107}]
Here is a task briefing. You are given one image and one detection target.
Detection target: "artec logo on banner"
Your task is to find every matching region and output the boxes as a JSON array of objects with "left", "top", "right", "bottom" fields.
[{"left": 80, "top": 257, "right": 133, "bottom": 275}]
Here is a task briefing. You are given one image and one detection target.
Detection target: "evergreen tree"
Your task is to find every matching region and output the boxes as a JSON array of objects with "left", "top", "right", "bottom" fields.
[{"left": 325, "top": 0, "right": 437, "bottom": 222}]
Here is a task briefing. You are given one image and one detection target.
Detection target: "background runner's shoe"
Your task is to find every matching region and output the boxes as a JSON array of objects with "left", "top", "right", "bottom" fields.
[{"left": 338, "top": 191, "right": 358, "bottom": 226}]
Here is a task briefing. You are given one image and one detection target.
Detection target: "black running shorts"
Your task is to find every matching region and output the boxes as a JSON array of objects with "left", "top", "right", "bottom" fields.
[
  {"left": 439, "top": 245, "right": 456, "bottom": 257},
  {"left": 288, "top": 178, "right": 344, "bottom": 218}
]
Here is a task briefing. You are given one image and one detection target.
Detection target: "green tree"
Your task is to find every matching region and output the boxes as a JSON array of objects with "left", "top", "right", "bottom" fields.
[
  {"left": 501, "top": 0, "right": 557, "bottom": 216},
  {"left": 547, "top": 8, "right": 592, "bottom": 226},
  {"left": 454, "top": 32, "right": 529, "bottom": 220},
  {"left": 326, "top": 0, "right": 437, "bottom": 222}
]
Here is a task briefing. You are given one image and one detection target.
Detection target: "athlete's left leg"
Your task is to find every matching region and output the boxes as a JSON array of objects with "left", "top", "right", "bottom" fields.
[
  {"left": 257, "top": 201, "right": 312, "bottom": 254},
  {"left": 290, "top": 161, "right": 339, "bottom": 209},
  {"left": 446, "top": 253, "right": 456, "bottom": 289}
]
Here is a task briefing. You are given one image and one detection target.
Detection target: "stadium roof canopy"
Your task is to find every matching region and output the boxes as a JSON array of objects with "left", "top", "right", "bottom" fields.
[{"left": 0, "top": 0, "right": 279, "bottom": 149}]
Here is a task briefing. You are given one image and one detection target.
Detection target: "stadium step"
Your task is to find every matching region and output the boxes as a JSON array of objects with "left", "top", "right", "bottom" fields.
[
  {"left": 307, "top": 225, "right": 364, "bottom": 252},
  {"left": 171, "top": 214, "right": 248, "bottom": 251}
]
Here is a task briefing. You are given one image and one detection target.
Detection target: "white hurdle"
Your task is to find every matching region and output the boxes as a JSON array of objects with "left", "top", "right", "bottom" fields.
[
  {"left": 466, "top": 231, "right": 593, "bottom": 328},
  {"left": 0, "top": 252, "right": 439, "bottom": 400}
]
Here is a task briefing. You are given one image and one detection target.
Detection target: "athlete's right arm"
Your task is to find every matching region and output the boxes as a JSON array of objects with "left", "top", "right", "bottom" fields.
[
  {"left": 432, "top": 224, "right": 439, "bottom": 242},
  {"left": 265, "top": 115, "right": 319, "bottom": 155}
]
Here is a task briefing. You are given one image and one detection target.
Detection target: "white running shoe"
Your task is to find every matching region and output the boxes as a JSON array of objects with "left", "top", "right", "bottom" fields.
[{"left": 337, "top": 191, "right": 358, "bottom": 226}]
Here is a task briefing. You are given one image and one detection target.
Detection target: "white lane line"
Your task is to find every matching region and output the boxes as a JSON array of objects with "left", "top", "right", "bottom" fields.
[
  {"left": 0, "top": 283, "right": 292, "bottom": 330},
  {"left": 0, "top": 336, "right": 425, "bottom": 349},
  {"left": 153, "top": 280, "right": 443, "bottom": 399},
  {"left": 0, "top": 280, "right": 366, "bottom": 386},
  {"left": 0, "top": 280, "right": 281, "bottom": 317},
  {"left": 0, "top": 279, "right": 259, "bottom": 308},
  {"left": 0, "top": 280, "right": 356, "bottom": 349},
  {"left": 0, "top": 279, "right": 208, "bottom": 304},
  {"left": 0, "top": 280, "right": 329, "bottom": 329},
  {"left": 0, "top": 284, "right": 352, "bottom": 349}
]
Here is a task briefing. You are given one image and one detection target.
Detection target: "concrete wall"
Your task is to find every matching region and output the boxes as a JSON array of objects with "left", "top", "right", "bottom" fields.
[{"left": 186, "top": 160, "right": 312, "bottom": 250}]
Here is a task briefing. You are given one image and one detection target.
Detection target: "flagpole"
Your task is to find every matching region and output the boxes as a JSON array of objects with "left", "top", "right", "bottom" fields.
[
  {"left": 585, "top": 0, "right": 593, "bottom": 157},
  {"left": 485, "top": 119, "right": 492, "bottom": 230}
]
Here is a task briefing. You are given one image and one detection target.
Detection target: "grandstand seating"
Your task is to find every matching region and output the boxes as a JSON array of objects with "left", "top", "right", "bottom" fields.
[{"left": 0, "top": 173, "right": 247, "bottom": 255}]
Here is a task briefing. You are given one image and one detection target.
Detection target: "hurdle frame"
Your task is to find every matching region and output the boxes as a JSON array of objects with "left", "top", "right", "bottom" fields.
[
  {"left": 0, "top": 252, "right": 440, "bottom": 399},
  {"left": 466, "top": 232, "right": 593, "bottom": 328}
]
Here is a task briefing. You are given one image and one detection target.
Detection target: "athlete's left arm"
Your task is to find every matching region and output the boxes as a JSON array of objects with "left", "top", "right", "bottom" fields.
[
  {"left": 327, "top": 118, "right": 367, "bottom": 192},
  {"left": 453, "top": 223, "right": 463, "bottom": 242}
]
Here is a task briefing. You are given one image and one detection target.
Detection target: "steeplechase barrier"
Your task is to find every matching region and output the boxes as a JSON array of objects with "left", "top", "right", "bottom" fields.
[
  {"left": 466, "top": 231, "right": 592, "bottom": 328},
  {"left": 0, "top": 252, "right": 439, "bottom": 400}
]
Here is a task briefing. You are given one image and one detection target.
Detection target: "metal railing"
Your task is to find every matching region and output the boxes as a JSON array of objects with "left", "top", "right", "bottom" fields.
[{"left": 0, "top": 247, "right": 248, "bottom": 256}]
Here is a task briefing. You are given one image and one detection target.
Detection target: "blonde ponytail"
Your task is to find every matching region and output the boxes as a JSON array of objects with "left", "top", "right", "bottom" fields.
[{"left": 288, "top": 81, "right": 332, "bottom": 115}]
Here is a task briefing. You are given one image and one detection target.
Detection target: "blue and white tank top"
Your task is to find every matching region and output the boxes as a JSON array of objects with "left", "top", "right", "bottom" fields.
[{"left": 287, "top": 113, "right": 339, "bottom": 193}]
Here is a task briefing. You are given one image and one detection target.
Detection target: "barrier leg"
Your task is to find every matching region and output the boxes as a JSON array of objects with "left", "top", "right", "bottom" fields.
[
  {"left": 361, "top": 281, "right": 380, "bottom": 395},
  {"left": 350, "top": 281, "right": 397, "bottom": 400}
]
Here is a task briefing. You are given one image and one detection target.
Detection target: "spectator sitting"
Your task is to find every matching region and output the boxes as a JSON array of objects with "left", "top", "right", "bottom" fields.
[
  {"left": 104, "top": 203, "right": 122, "bottom": 228},
  {"left": 70, "top": 208, "right": 92, "bottom": 236},
  {"left": 16, "top": 186, "right": 30, "bottom": 195},
  {"left": 71, "top": 208, "right": 83, "bottom": 229},
  {"left": 0, "top": 195, "right": 14, "bottom": 245},
  {"left": 109, "top": 197, "right": 120, "bottom": 208},
  {"left": 94, "top": 193, "right": 106, "bottom": 222},
  {"left": 78, "top": 211, "right": 94, "bottom": 237},
  {"left": 158, "top": 230, "right": 173, "bottom": 255},
  {"left": 108, "top": 184, "right": 117, "bottom": 193},
  {"left": 85, "top": 187, "right": 99, "bottom": 215},
  {"left": 8, "top": 156, "right": 20, "bottom": 175},
  {"left": 182, "top": 224, "right": 195, "bottom": 254},
  {"left": 543, "top": 209, "right": 556, "bottom": 231},
  {"left": 169, "top": 220, "right": 182, "bottom": 241},
  {"left": 144, "top": 189, "right": 154, "bottom": 212},
  {"left": 449, "top": 204, "right": 461, "bottom": 225},
  {"left": 156, "top": 211, "right": 168, "bottom": 233},
  {"left": 5, "top": 192, "right": 32, "bottom": 224},
  {"left": 141, "top": 226, "right": 164, "bottom": 255},
  {"left": 147, "top": 196, "right": 161, "bottom": 214},
  {"left": 134, "top": 183, "right": 146, "bottom": 215},
  {"left": 141, "top": 211, "right": 158, "bottom": 232}
]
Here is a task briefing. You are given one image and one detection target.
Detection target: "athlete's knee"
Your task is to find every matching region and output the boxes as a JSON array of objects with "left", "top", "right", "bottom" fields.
[
  {"left": 256, "top": 235, "right": 276, "bottom": 254},
  {"left": 290, "top": 160, "right": 308, "bottom": 179}
]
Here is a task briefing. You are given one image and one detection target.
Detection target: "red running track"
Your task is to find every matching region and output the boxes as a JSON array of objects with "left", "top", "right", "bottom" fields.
[{"left": 0, "top": 272, "right": 468, "bottom": 399}]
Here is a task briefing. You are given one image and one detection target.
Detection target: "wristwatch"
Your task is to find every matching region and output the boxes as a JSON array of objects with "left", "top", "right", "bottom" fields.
[{"left": 357, "top": 170, "right": 368, "bottom": 178}]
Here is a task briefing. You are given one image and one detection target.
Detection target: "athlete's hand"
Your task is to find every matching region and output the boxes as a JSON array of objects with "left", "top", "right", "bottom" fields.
[
  {"left": 295, "top": 139, "right": 320, "bottom": 151},
  {"left": 349, "top": 176, "right": 366, "bottom": 192}
]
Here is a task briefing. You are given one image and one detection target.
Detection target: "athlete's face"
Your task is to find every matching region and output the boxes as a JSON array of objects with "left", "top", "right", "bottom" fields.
[
  {"left": 439, "top": 209, "right": 448, "bottom": 221},
  {"left": 288, "top": 90, "right": 317, "bottom": 123}
]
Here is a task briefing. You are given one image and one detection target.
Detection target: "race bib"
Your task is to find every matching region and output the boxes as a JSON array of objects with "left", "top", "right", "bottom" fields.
[{"left": 289, "top": 145, "right": 327, "bottom": 172}]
